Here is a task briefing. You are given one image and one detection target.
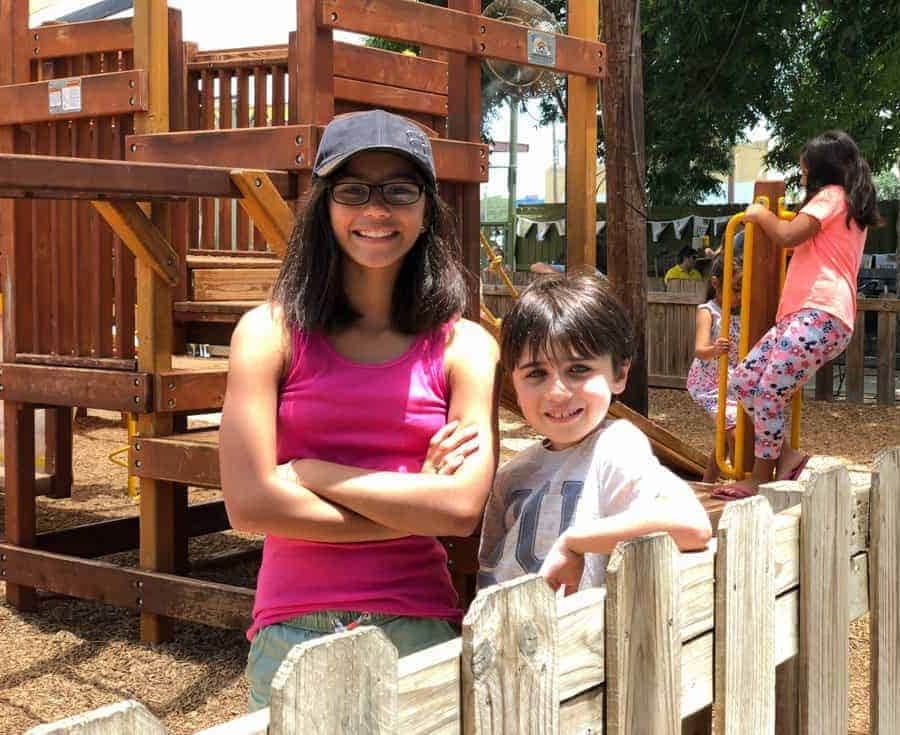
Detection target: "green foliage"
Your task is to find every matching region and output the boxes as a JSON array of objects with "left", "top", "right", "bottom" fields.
[
  {"left": 480, "top": 194, "right": 511, "bottom": 220},
  {"left": 874, "top": 169, "right": 900, "bottom": 200},
  {"left": 364, "top": 2, "right": 900, "bottom": 207},
  {"left": 765, "top": 4, "right": 900, "bottom": 178}
]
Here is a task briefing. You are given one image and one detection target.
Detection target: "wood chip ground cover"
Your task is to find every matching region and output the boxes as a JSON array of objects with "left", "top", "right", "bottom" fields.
[{"left": 0, "top": 390, "right": 895, "bottom": 733}]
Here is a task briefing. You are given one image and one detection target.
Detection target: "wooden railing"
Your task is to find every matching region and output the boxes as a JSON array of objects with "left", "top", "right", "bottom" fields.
[{"left": 27, "top": 450, "right": 900, "bottom": 734}]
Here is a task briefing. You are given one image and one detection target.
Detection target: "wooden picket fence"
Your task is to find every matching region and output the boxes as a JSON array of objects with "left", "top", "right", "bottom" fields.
[{"left": 27, "top": 449, "right": 900, "bottom": 735}]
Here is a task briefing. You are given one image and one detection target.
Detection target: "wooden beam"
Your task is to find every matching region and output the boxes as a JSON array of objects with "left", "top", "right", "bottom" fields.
[
  {"left": 133, "top": 0, "right": 181, "bottom": 645},
  {"left": 36, "top": 500, "right": 231, "bottom": 557},
  {"left": 296, "top": 0, "right": 334, "bottom": 125},
  {"left": 0, "top": 363, "right": 152, "bottom": 411},
  {"left": 320, "top": 0, "right": 606, "bottom": 79},
  {"left": 565, "top": 1, "right": 599, "bottom": 271},
  {"left": 92, "top": 200, "right": 180, "bottom": 285},
  {"left": 231, "top": 170, "right": 295, "bottom": 257},
  {"left": 334, "top": 76, "right": 448, "bottom": 117},
  {"left": 127, "top": 126, "right": 487, "bottom": 182},
  {"left": 126, "top": 125, "right": 316, "bottom": 170},
  {"left": 600, "top": 0, "right": 649, "bottom": 415},
  {"left": 0, "top": 70, "right": 148, "bottom": 125},
  {"left": 191, "top": 268, "right": 278, "bottom": 302},
  {"left": 29, "top": 17, "right": 134, "bottom": 59},
  {"left": 447, "top": 0, "right": 483, "bottom": 320},
  {"left": 131, "top": 431, "right": 222, "bottom": 488},
  {"left": 155, "top": 369, "right": 227, "bottom": 412},
  {"left": 0, "top": 545, "right": 254, "bottom": 630},
  {"left": 740, "top": 181, "right": 785, "bottom": 463},
  {"left": 0, "top": 153, "right": 296, "bottom": 200}
]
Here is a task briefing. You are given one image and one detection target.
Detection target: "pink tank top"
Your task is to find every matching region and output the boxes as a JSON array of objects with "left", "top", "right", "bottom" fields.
[{"left": 248, "top": 322, "right": 462, "bottom": 640}]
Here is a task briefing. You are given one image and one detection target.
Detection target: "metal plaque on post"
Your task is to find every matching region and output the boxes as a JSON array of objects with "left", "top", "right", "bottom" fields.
[
  {"left": 48, "top": 77, "right": 83, "bottom": 115},
  {"left": 527, "top": 29, "right": 556, "bottom": 67}
]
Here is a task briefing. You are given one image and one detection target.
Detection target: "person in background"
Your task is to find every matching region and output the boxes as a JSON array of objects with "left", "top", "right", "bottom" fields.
[
  {"left": 686, "top": 254, "right": 743, "bottom": 483},
  {"left": 664, "top": 245, "right": 703, "bottom": 286},
  {"left": 714, "top": 130, "right": 881, "bottom": 499}
]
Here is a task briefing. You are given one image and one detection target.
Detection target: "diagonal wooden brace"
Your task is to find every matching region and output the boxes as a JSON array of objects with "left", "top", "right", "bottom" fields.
[
  {"left": 91, "top": 200, "right": 180, "bottom": 286},
  {"left": 231, "top": 170, "right": 295, "bottom": 257}
]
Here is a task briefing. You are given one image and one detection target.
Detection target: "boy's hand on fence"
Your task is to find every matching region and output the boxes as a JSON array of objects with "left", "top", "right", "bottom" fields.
[
  {"left": 421, "top": 420, "right": 480, "bottom": 475},
  {"left": 539, "top": 536, "right": 584, "bottom": 596}
]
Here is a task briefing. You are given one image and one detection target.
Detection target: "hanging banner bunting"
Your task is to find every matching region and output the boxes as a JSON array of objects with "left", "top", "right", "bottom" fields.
[
  {"left": 650, "top": 221, "right": 670, "bottom": 243},
  {"left": 673, "top": 216, "right": 693, "bottom": 239}
]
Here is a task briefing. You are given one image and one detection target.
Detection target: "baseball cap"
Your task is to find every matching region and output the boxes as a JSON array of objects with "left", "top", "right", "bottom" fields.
[{"left": 312, "top": 109, "right": 437, "bottom": 188}]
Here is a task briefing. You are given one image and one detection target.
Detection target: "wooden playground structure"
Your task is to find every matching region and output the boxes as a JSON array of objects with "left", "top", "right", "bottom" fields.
[{"left": 0, "top": 0, "right": 614, "bottom": 643}]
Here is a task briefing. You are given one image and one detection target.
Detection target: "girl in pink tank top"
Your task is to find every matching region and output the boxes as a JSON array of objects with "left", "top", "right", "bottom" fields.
[
  {"left": 219, "top": 110, "right": 499, "bottom": 710},
  {"left": 713, "top": 130, "right": 881, "bottom": 500}
]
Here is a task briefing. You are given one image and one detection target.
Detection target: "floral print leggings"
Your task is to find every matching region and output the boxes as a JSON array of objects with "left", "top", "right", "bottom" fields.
[{"left": 729, "top": 309, "right": 852, "bottom": 460}]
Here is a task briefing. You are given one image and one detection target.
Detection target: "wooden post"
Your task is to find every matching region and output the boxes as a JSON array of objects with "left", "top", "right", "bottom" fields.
[
  {"left": 25, "top": 700, "right": 165, "bottom": 735},
  {"left": 605, "top": 534, "right": 680, "bottom": 734},
  {"left": 132, "top": 0, "right": 182, "bottom": 644},
  {"left": 870, "top": 447, "right": 900, "bottom": 734},
  {"left": 876, "top": 310, "right": 896, "bottom": 405},
  {"left": 798, "top": 464, "right": 852, "bottom": 733},
  {"left": 565, "top": 1, "right": 598, "bottom": 272},
  {"left": 714, "top": 496, "right": 775, "bottom": 734},
  {"left": 447, "top": 0, "right": 482, "bottom": 320},
  {"left": 269, "top": 627, "right": 398, "bottom": 734},
  {"left": 1, "top": 0, "right": 36, "bottom": 612},
  {"left": 461, "top": 574, "right": 559, "bottom": 735},
  {"left": 758, "top": 481, "right": 803, "bottom": 735},
  {"left": 739, "top": 181, "right": 785, "bottom": 468},
  {"left": 44, "top": 407, "right": 73, "bottom": 498},
  {"left": 844, "top": 311, "right": 865, "bottom": 403},
  {"left": 599, "top": 0, "right": 648, "bottom": 415},
  {"left": 295, "top": 0, "right": 334, "bottom": 125}
]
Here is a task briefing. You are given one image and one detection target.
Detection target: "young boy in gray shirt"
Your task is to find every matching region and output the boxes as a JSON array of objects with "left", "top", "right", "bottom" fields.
[{"left": 479, "top": 273, "right": 712, "bottom": 594}]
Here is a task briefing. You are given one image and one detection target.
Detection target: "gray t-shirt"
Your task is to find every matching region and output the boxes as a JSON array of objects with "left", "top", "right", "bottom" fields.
[{"left": 478, "top": 418, "right": 696, "bottom": 590}]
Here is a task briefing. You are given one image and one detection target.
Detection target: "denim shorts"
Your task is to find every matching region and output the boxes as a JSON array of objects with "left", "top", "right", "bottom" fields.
[{"left": 246, "top": 610, "right": 458, "bottom": 711}]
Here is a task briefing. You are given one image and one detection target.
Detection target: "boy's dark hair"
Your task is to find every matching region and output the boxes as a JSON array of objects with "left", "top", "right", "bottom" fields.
[
  {"left": 801, "top": 130, "right": 882, "bottom": 230},
  {"left": 500, "top": 272, "right": 635, "bottom": 375},
  {"left": 271, "top": 174, "right": 468, "bottom": 334},
  {"left": 678, "top": 245, "right": 697, "bottom": 262}
]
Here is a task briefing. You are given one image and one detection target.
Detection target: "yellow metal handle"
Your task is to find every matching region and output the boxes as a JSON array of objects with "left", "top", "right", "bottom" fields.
[{"left": 776, "top": 197, "right": 802, "bottom": 451}]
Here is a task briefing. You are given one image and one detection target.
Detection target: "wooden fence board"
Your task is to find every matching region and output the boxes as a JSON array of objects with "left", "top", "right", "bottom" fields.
[
  {"left": 606, "top": 534, "right": 680, "bottom": 735},
  {"left": 270, "top": 627, "right": 398, "bottom": 734},
  {"left": 461, "top": 575, "right": 558, "bottom": 734},
  {"left": 799, "top": 464, "right": 852, "bottom": 734},
  {"left": 25, "top": 700, "right": 165, "bottom": 735},
  {"left": 870, "top": 447, "right": 900, "bottom": 734},
  {"left": 714, "top": 497, "right": 775, "bottom": 734}
]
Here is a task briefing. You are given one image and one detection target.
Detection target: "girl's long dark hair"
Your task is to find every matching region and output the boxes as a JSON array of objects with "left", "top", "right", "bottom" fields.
[
  {"left": 705, "top": 253, "right": 740, "bottom": 301},
  {"left": 801, "top": 130, "right": 882, "bottom": 229},
  {"left": 271, "top": 175, "right": 468, "bottom": 334}
]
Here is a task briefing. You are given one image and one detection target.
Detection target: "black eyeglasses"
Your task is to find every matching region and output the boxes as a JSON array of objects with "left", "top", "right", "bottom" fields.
[{"left": 330, "top": 181, "right": 424, "bottom": 206}]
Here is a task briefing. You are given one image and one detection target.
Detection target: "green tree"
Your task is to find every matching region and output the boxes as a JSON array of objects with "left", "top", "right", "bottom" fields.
[{"left": 765, "top": 4, "right": 900, "bottom": 178}]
